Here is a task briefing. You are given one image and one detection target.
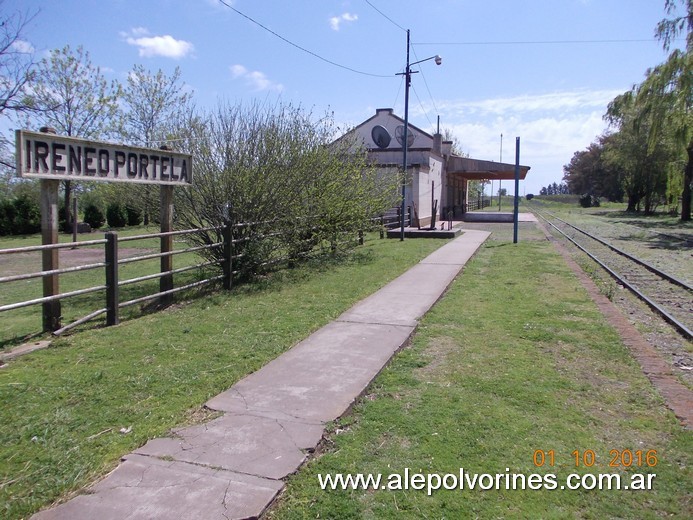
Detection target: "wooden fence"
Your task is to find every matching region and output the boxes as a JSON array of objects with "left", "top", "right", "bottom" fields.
[{"left": 0, "top": 210, "right": 410, "bottom": 339}]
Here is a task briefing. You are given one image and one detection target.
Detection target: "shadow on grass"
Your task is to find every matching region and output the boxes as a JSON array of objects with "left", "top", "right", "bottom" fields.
[{"left": 614, "top": 233, "right": 692, "bottom": 251}]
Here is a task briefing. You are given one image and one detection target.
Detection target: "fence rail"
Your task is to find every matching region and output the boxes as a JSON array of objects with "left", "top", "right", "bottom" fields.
[
  {"left": 1, "top": 211, "right": 405, "bottom": 339},
  {"left": 0, "top": 227, "right": 225, "bottom": 337}
]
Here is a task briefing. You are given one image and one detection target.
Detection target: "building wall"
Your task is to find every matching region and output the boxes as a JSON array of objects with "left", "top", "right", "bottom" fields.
[{"left": 353, "top": 108, "right": 434, "bottom": 151}]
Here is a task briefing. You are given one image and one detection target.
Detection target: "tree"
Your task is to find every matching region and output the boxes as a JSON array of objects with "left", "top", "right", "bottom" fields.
[
  {"left": 173, "top": 100, "right": 400, "bottom": 280},
  {"left": 117, "top": 65, "right": 193, "bottom": 224},
  {"left": 640, "top": 0, "right": 692, "bottom": 220},
  {"left": 605, "top": 91, "right": 674, "bottom": 214},
  {"left": 0, "top": 2, "right": 37, "bottom": 172},
  {"left": 24, "top": 45, "right": 120, "bottom": 227},
  {"left": 562, "top": 137, "right": 623, "bottom": 201},
  {"left": 0, "top": 2, "right": 36, "bottom": 119}
]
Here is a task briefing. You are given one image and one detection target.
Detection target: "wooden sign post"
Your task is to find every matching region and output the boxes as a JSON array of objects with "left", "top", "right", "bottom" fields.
[{"left": 16, "top": 130, "right": 193, "bottom": 331}]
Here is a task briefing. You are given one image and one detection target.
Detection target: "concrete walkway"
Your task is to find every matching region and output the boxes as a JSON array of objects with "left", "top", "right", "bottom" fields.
[{"left": 33, "top": 230, "right": 491, "bottom": 520}]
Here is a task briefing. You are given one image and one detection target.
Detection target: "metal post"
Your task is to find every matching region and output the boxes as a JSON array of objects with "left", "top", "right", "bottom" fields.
[
  {"left": 400, "top": 29, "right": 411, "bottom": 242},
  {"left": 105, "top": 231, "right": 119, "bottom": 326},
  {"left": 498, "top": 133, "right": 503, "bottom": 211},
  {"left": 513, "top": 137, "right": 521, "bottom": 244},
  {"left": 72, "top": 193, "right": 78, "bottom": 245}
]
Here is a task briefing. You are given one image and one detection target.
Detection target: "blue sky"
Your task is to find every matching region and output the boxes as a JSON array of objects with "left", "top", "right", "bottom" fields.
[{"left": 9, "top": 0, "right": 679, "bottom": 194}]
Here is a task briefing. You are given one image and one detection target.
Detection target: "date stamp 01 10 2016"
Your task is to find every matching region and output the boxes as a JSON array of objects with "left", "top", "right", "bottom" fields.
[{"left": 533, "top": 449, "right": 659, "bottom": 469}]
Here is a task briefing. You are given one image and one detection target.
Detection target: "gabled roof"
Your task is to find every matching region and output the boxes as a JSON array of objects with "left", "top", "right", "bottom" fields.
[{"left": 335, "top": 108, "right": 434, "bottom": 151}]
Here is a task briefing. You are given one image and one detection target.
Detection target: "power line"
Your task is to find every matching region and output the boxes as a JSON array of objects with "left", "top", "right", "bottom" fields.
[
  {"left": 391, "top": 73, "right": 404, "bottom": 112},
  {"left": 410, "top": 83, "right": 434, "bottom": 129},
  {"left": 410, "top": 45, "right": 440, "bottom": 118},
  {"left": 364, "top": 0, "right": 406, "bottom": 32},
  {"left": 217, "top": 0, "right": 391, "bottom": 78},
  {"left": 362, "top": 2, "right": 441, "bottom": 125}
]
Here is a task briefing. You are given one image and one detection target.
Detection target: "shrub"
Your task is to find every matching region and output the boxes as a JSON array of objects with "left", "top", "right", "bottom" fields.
[
  {"left": 175, "top": 101, "right": 401, "bottom": 282},
  {"left": 0, "top": 199, "right": 16, "bottom": 235},
  {"left": 125, "top": 204, "right": 142, "bottom": 226},
  {"left": 12, "top": 194, "right": 41, "bottom": 235},
  {"left": 106, "top": 202, "right": 127, "bottom": 228},
  {"left": 579, "top": 194, "right": 600, "bottom": 208},
  {"left": 84, "top": 203, "right": 105, "bottom": 229},
  {"left": 526, "top": 193, "right": 534, "bottom": 200},
  {"left": 58, "top": 205, "right": 69, "bottom": 232}
]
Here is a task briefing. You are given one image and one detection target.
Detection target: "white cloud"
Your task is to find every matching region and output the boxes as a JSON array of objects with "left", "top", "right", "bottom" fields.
[
  {"left": 123, "top": 28, "right": 194, "bottom": 59},
  {"left": 11, "top": 40, "right": 34, "bottom": 54},
  {"left": 230, "top": 64, "right": 283, "bottom": 92},
  {"left": 437, "top": 89, "right": 623, "bottom": 118},
  {"left": 415, "top": 89, "right": 622, "bottom": 192},
  {"left": 329, "top": 12, "right": 358, "bottom": 31}
]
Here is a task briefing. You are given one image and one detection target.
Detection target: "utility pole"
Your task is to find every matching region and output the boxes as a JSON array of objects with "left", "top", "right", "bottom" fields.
[{"left": 498, "top": 133, "right": 503, "bottom": 211}]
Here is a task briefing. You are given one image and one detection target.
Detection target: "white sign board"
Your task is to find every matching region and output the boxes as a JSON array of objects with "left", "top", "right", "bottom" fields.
[{"left": 16, "top": 130, "right": 193, "bottom": 185}]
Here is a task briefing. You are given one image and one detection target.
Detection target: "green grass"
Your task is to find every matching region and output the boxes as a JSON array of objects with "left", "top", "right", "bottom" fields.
[
  {"left": 0, "top": 235, "right": 445, "bottom": 520},
  {"left": 268, "top": 236, "right": 691, "bottom": 519}
]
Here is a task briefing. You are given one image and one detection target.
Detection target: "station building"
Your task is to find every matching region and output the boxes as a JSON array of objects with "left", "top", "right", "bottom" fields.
[{"left": 339, "top": 108, "right": 531, "bottom": 228}]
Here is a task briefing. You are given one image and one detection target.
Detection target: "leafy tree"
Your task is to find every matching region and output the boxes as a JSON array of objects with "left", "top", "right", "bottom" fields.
[
  {"left": 563, "top": 137, "right": 623, "bottom": 201},
  {"left": 24, "top": 45, "right": 120, "bottom": 227},
  {"left": 605, "top": 91, "right": 674, "bottom": 214},
  {"left": 0, "top": 2, "right": 36, "bottom": 120},
  {"left": 173, "top": 101, "right": 400, "bottom": 280},
  {"left": 642, "top": 0, "right": 693, "bottom": 220},
  {"left": 612, "top": 0, "right": 693, "bottom": 219},
  {"left": 0, "top": 2, "right": 37, "bottom": 174},
  {"left": 117, "top": 65, "right": 193, "bottom": 224}
]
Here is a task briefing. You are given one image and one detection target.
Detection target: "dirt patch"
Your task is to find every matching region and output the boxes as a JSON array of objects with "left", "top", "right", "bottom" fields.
[
  {"left": 414, "top": 336, "right": 459, "bottom": 382},
  {"left": 0, "top": 246, "right": 151, "bottom": 277}
]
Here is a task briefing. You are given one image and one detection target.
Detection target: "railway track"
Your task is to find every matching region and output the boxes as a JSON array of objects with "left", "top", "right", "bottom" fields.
[{"left": 532, "top": 208, "right": 693, "bottom": 341}]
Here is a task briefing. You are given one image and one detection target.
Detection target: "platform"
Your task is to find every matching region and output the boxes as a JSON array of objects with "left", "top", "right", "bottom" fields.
[
  {"left": 386, "top": 226, "right": 463, "bottom": 239},
  {"left": 462, "top": 211, "right": 537, "bottom": 223}
]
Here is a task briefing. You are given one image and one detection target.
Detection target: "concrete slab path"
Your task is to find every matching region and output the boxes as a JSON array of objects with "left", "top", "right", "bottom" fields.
[{"left": 33, "top": 230, "right": 491, "bottom": 520}]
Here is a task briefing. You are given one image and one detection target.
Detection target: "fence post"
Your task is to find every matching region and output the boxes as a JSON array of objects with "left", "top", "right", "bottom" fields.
[
  {"left": 159, "top": 184, "right": 175, "bottom": 306},
  {"left": 105, "top": 231, "right": 119, "bottom": 326},
  {"left": 40, "top": 178, "right": 61, "bottom": 332},
  {"left": 222, "top": 221, "right": 233, "bottom": 290},
  {"left": 379, "top": 215, "right": 384, "bottom": 239}
]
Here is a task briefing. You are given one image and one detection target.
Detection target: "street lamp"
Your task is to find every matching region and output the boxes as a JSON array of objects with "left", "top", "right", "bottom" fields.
[{"left": 397, "top": 29, "right": 442, "bottom": 241}]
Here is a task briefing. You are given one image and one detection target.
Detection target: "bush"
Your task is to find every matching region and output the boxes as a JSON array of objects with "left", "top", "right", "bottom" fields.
[
  {"left": 15, "top": 195, "right": 41, "bottom": 234},
  {"left": 106, "top": 202, "right": 128, "bottom": 228},
  {"left": 125, "top": 204, "right": 142, "bottom": 226},
  {"left": 526, "top": 193, "right": 534, "bottom": 200},
  {"left": 84, "top": 203, "right": 105, "bottom": 229},
  {"left": 0, "top": 199, "right": 16, "bottom": 235},
  {"left": 58, "top": 205, "right": 69, "bottom": 232},
  {"left": 0, "top": 194, "right": 41, "bottom": 235},
  {"left": 579, "top": 194, "right": 600, "bottom": 208},
  {"left": 174, "top": 101, "right": 401, "bottom": 282}
]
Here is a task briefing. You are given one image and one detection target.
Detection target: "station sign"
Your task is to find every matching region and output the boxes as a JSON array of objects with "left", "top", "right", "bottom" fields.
[{"left": 16, "top": 130, "right": 193, "bottom": 185}]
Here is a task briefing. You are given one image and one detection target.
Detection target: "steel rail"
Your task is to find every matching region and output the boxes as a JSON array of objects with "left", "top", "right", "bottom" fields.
[
  {"left": 535, "top": 210, "right": 692, "bottom": 340},
  {"left": 546, "top": 211, "right": 692, "bottom": 292}
]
